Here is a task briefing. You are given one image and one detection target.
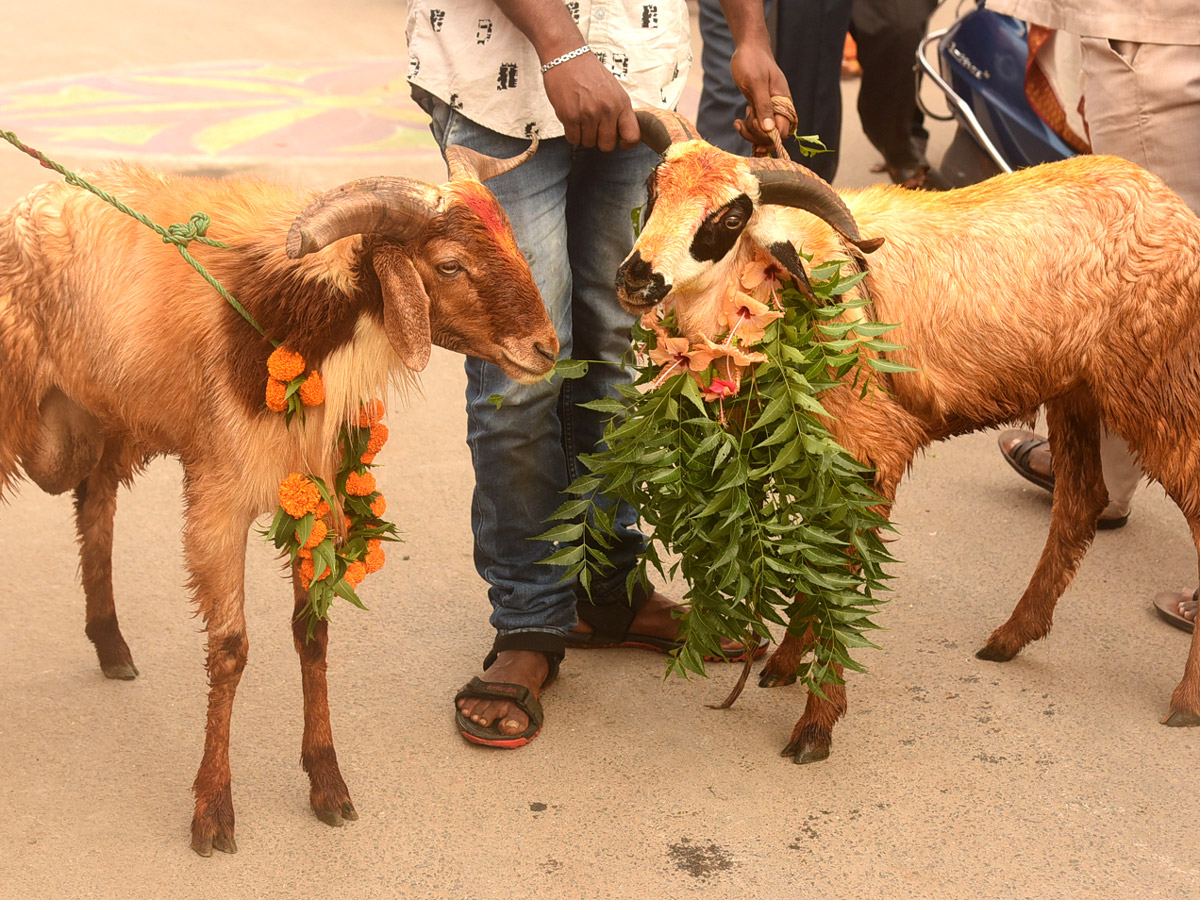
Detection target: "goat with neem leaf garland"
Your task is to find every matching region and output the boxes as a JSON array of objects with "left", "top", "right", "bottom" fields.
[
  {"left": 0, "top": 140, "right": 556, "bottom": 854},
  {"left": 616, "top": 107, "right": 1200, "bottom": 764}
]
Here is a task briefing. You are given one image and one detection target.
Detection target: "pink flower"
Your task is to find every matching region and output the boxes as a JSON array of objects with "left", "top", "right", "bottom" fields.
[{"left": 699, "top": 376, "right": 740, "bottom": 402}]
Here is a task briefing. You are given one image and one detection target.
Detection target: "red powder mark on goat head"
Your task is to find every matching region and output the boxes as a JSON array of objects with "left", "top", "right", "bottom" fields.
[{"left": 445, "top": 180, "right": 522, "bottom": 260}]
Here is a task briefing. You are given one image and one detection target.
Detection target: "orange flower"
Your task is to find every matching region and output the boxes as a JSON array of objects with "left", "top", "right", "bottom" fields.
[
  {"left": 740, "top": 247, "right": 789, "bottom": 305},
  {"left": 279, "top": 473, "right": 321, "bottom": 518},
  {"left": 357, "top": 398, "right": 385, "bottom": 427},
  {"left": 268, "top": 346, "right": 306, "bottom": 382},
  {"left": 344, "top": 560, "right": 366, "bottom": 587},
  {"left": 315, "top": 500, "right": 331, "bottom": 519},
  {"left": 299, "top": 370, "right": 325, "bottom": 406},
  {"left": 721, "top": 291, "right": 783, "bottom": 346},
  {"left": 265, "top": 377, "right": 288, "bottom": 412},
  {"left": 296, "top": 519, "right": 328, "bottom": 550},
  {"left": 297, "top": 546, "right": 313, "bottom": 560},
  {"left": 367, "top": 423, "right": 389, "bottom": 455},
  {"left": 345, "top": 470, "right": 377, "bottom": 497},
  {"left": 370, "top": 494, "right": 387, "bottom": 518},
  {"left": 299, "top": 556, "right": 331, "bottom": 589},
  {"left": 364, "top": 539, "right": 385, "bottom": 574},
  {"left": 690, "top": 336, "right": 766, "bottom": 370},
  {"left": 361, "top": 451, "right": 377, "bottom": 465}
]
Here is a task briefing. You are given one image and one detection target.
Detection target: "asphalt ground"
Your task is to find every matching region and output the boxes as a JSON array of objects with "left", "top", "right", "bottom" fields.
[{"left": 1, "top": 3, "right": 1197, "bottom": 899}]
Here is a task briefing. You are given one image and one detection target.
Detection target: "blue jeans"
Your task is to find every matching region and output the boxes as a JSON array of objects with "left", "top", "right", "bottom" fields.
[{"left": 414, "top": 89, "right": 657, "bottom": 640}]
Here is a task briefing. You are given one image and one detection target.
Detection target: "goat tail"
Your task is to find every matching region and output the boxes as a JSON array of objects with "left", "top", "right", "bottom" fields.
[{"left": 0, "top": 288, "right": 41, "bottom": 499}]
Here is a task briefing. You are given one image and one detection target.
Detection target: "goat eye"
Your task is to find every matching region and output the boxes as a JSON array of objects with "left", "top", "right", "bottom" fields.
[
  {"left": 723, "top": 214, "right": 744, "bottom": 230},
  {"left": 436, "top": 261, "right": 462, "bottom": 276}
]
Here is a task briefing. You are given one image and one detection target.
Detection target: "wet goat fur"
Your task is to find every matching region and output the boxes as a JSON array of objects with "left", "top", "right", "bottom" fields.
[
  {"left": 0, "top": 161, "right": 554, "bottom": 852},
  {"left": 631, "top": 151, "right": 1200, "bottom": 761}
]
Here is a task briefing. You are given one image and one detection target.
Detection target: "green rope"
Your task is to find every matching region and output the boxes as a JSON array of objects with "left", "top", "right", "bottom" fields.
[{"left": 1, "top": 128, "right": 274, "bottom": 344}]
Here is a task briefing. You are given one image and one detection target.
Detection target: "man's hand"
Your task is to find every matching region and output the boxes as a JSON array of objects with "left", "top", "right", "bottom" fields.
[
  {"left": 542, "top": 53, "right": 641, "bottom": 151},
  {"left": 730, "top": 46, "right": 794, "bottom": 152}
]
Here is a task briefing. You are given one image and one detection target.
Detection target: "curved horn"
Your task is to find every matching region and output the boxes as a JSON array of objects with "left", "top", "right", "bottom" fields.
[
  {"left": 748, "top": 157, "right": 885, "bottom": 253},
  {"left": 286, "top": 176, "right": 440, "bottom": 258},
  {"left": 444, "top": 134, "right": 539, "bottom": 183},
  {"left": 633, "top": 107, "right": 701, "bottom": 154}
]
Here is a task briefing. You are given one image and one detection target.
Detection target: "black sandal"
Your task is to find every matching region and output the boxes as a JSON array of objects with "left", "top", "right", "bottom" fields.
[
  {"left": 454, "top": 632, "right": 563, "bottom": 749},
  {"left": 998, "top": 429, "right": 1055, "bottom": 492}
]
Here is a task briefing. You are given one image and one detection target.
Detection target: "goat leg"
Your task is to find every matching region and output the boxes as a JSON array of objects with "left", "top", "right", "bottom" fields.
[
  {"left": 291, "top": 566, "right": 357, "bottom": 826},
  {"left": 781, "top": 663, "right": 847, "bottom": 765},
  {"left": 184, "top": 475, "right": 253, "bottom": 857},
  {"left": 977, "top": 391, "right": 1107, "bottom": 662},
  {"left": 75, "top": 441, "right": 139, "bottom": 679},
  {"left": 1162, "top": 517, "right": 1200, "bottom": 726}
]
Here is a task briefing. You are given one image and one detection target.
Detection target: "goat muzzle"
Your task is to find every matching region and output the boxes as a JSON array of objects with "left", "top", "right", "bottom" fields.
[{"left": 616, "top": 251, "right": 670, "bottom": 312}]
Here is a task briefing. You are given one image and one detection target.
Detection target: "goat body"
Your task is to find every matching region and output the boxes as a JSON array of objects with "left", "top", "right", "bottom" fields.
[
  {"left": 0, "top": 160, "right": 556, "bottom": 851},
  {"left": 619, "top": 134, "right": 1200, "bottom": 763}
]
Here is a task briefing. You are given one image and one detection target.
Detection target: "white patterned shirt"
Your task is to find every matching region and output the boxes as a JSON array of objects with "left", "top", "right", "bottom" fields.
[{"left": 406, "top": 0, "right": 693, "bottom": 139}]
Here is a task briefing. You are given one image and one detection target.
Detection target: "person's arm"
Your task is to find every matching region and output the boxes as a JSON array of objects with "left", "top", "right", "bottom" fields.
[
  {"left": 719, "top": 0, "right": 794, "bottom": 146},
  {"left": 493, "top": 0, "right": 639, "bottom": 150}
]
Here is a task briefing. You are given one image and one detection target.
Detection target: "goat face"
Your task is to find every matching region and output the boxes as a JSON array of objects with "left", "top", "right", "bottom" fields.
[
  {"left": 617, "top": 142, "right": 758, "bottom": 313},
  {"left": 288, "top": 144, "right": 558, "bottom": 384},
  {"left": 388, "top": 182, "right": 558, "bottom": 384}
]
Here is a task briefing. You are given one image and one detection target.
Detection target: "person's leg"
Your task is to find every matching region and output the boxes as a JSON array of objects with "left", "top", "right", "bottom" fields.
[
  {"left": 415, "top": 89, "right": 574, "bottom": 736},
  {"left": 851, "top": 0, "right": 939, "bottom": 184},
  {"left": 774, "top": 0, "right": 853, "bottom": 182}
]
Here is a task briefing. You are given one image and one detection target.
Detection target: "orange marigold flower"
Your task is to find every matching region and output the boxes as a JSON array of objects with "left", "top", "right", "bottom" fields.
[
  {"left": 345, "top": 470, "right": 377, "bottom": 497},
  {"left": 265, "top": 377, "right": 288, "bottom": 412},
  {"left": 370, "top": 493, "right": 387, "bottom": 518},
  {"left": 297, "top": 547, "right": 312, "bottom": 559},
  {"left": 315, "top": 500, "right": 331, "bottom": 519},
  {"left": 357, "top": 398, "right": 385, "bottom": 427},
  {"left": 361, "top": 450, "right": 377, "bottom": 465},
  {"left": 296, "top": 519, "right": 328, "bottom": 550},
  {"left": 268, "top": 346, "right": 306, "bottom": 382},
  {"left": 367, "top": 422, "right": 389, "bottom": 455},
  {"left": 300, "top": 556, "right": 332, "bottom": 587},
  {"left": 364, "top": 542, "right": 385, "bottom": 574},
  {"left": 344, "top": 559, "right": 366, "bottom": 587},
  {"left": 299, "top": 370, "right": 325, "bottom": 406},
  {"left": 279, "top": 473, "right": 321, "bottom": 518}
]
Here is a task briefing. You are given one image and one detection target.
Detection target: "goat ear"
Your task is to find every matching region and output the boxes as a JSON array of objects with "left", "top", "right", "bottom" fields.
[
  {"left": 766, "top": 241, "right": 816, "bottom": 300},
  {"left": 373, "top": 247, "right": 432, "bottom": 372}
]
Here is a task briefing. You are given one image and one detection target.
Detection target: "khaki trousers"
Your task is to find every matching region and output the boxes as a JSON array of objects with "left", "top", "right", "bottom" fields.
[{"left": 1078, "top": 37, "right": 1200, "bottom": 515}]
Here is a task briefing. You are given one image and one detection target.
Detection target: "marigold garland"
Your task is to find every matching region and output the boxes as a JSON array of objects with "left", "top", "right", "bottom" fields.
[{"left": 262, "top": 382, "right": 401, "bottom": 634}]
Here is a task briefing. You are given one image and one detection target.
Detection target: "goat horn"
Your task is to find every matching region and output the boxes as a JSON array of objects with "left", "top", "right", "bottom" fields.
[
  {"left": 286, "top": 177, "right": 441, "bottom": 258},
  {"left": 634, "top": 108, "right": 700, "bottom": 154},
  {"left": 444, "top": 134, "right": 539, "bottom": 183},
  {"left": 748, "top": 158, "right": 885, "bottom": 253}
]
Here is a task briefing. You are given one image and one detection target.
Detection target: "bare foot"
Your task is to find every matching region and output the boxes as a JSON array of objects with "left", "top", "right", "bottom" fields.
[
  {"left": 1154, "top": 590, "right": 1198, "bottom": 630},
  {"left": 570, "top": 588, "right": 754, "bottom": 657},
  {"left": 998, "top": 429, "right": 1053, "bottom": 481},
  {"left": 456, "top": 649, "right": 550, "bottom": 738}
]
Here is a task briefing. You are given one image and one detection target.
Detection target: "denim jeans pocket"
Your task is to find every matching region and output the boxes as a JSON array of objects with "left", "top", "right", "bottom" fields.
[{"left": 409, "top": 84, "right": 455, "bottom": 148}]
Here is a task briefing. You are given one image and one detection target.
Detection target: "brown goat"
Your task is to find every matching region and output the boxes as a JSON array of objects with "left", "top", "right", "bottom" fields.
[
  {"left": 0, "top": 147, "right": 557, "bottom": 853},
  {"left": 616, "top": 108, "right": 1200, "bottom": 764}
]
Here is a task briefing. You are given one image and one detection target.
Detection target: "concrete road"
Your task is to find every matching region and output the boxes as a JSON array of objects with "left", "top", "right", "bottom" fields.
[{"left": 1, "top": 3, "right": 1196, "bottom": 899}]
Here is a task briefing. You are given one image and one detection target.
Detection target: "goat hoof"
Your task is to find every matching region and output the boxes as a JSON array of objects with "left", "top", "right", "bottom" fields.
[
  {"left": 781, "top": 740, "right": 830, "bottom": 765},
  {"left": 314, "top": 800, "right": 358, "bottom": 826},
  {"left": 1161, "top": 709, "right": 1200, "bottom": 727},
  {"left": 191, "top": 829, "right": 236, "bottom": 856},
  {"left": 102, "top": 661, "right": 139, "bottom": 680},
  {"left": 759, "top": 669, "right": 797, "bottom": 689},
  {"left": 975, "top": 643, "right": 1017, "bottom": 663}
]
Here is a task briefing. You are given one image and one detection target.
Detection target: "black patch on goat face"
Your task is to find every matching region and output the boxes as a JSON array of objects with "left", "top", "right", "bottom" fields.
[{"left": 689, "top": 194, "right": 752, "bottom": 264}]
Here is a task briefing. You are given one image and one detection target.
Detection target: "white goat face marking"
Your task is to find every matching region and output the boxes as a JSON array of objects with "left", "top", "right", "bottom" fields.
[{"left": 619, "top": 143, "right": 759, "bottom": 307}]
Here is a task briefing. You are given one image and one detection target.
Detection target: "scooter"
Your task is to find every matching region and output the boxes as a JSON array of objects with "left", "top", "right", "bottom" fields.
[{"left": 917, "top": 0, "right": 1076, "bottom": 187}]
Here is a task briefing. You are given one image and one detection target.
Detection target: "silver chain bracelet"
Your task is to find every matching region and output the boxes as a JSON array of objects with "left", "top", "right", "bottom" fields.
[{"left": 540, "top": 44, "right": 591, "bottom": 74}]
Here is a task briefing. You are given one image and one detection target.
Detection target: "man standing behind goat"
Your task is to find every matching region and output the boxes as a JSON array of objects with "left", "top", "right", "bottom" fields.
[{"left": 405, "top": 1, "right": 792, "bottom": 746}]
